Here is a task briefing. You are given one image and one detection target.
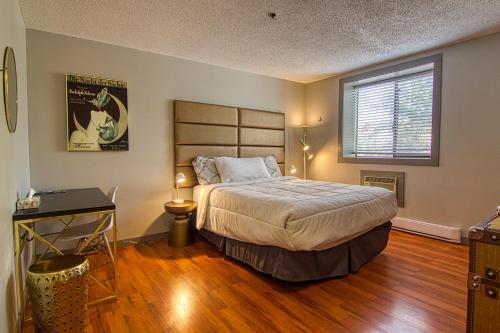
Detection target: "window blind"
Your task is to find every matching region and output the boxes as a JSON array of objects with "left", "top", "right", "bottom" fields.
[{"left": 344, "top": 70, "right": 434, "bottom": 158}]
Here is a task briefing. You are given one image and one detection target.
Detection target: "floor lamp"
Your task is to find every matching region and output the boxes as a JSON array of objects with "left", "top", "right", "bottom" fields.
[{"left": 300, "top": 126, "right": 314, "bottom": 180}]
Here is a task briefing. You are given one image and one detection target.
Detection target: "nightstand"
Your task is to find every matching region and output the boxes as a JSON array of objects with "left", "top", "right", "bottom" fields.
[{"left": 164, "top": 200, "right": 197, "bottom": 248}]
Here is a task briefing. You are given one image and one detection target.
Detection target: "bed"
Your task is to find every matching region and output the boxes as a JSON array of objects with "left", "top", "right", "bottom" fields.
[{"left": 174, "top": 100, "right": 397, "bottom": 281}]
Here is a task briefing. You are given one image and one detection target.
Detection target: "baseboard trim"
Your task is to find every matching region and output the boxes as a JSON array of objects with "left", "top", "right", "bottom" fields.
[
  {"left": 392, "top": 217, "right": 462, "bottom": 243},
  {"left": 57, "top": 232, "right": 169, "bottom": 255},
  {"left": 115, "top": 232, "right": 168, "bottom": 247}
]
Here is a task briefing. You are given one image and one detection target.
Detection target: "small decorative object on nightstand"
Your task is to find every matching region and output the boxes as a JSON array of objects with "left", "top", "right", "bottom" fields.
[
  {"left": 173, "top": 172, "right": 186, "bottom": 203},
  {"left": 164, "top": 200, "right": 197, "bottom": 248}
]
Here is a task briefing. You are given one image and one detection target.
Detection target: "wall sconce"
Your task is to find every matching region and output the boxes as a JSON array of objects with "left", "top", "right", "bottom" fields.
[{"left": 287, "top": 165, "right": 297, "bottom": 176}]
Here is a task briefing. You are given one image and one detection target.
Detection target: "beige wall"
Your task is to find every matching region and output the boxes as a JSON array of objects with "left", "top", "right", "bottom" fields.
[
  {"left": 25, "top": 28, "right": 500, "bottom": 242},
  {"left": 305, "top": 32, "right": 500, "bottom": 236},
  {"left": 26, "top": 30, "right": 305, "bottom": 242},
  {"left": 0, "top": 0, "right": 31, "bottom": 331}
]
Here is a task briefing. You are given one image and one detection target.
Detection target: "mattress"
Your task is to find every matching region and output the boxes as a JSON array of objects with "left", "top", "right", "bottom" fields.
[{"left": 194, "top": 176, "right": 397, "bottom": 251}]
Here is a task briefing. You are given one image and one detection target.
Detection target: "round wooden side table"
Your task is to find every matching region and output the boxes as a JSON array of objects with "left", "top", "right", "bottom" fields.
[{"left": 164, "top": 200, "right": 197, "bottom": 248}]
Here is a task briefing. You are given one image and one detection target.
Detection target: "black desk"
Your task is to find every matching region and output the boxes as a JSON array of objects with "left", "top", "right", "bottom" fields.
[
  {"left": 13, "top": 188, "right": 118, "bottom": 322},
  {"left": 13, "top": 188, "right": 115, "bottom": 221}
]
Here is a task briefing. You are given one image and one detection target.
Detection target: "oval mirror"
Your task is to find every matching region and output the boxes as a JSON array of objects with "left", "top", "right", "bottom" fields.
[{"left": 3, "top": 47, "right": 18, "bottom": 133}]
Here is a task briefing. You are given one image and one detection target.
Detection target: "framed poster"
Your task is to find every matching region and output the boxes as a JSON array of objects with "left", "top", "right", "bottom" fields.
[{"left": 66, "top": 74, "right": 129, "bottom": 151}]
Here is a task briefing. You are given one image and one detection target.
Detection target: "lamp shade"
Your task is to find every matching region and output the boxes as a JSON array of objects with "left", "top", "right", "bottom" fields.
[{"left": 175, "top": 173, "right": 186, "bottom": 184}]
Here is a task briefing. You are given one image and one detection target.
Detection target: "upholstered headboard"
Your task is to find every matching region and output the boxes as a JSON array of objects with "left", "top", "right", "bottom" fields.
[{"left": 174, "top": 100, "right": 285, "bottom": 188}]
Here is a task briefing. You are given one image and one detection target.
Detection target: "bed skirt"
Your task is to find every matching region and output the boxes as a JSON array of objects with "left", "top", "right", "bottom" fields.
[{"left": 199, "top": 221, "right": 391, "bottom": 282}]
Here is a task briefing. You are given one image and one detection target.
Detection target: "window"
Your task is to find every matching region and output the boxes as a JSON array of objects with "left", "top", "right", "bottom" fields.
[{"left": 339, "top": 54, "right": 442, "bottom": 166}]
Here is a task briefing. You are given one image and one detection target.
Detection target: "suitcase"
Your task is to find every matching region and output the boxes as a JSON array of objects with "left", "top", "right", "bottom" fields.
[{"left": 467, "top": 213, "right": 500, "bottom": 333}]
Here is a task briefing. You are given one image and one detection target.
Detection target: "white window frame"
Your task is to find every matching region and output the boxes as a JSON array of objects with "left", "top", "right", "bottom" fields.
[{"left": 338, "top": 54, "right": 442, "bottom": 166}]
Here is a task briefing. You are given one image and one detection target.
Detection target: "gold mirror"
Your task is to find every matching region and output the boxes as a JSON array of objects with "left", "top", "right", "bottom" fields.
[{"left": 3, "top": 47, "right": 18, "bottom": 133}]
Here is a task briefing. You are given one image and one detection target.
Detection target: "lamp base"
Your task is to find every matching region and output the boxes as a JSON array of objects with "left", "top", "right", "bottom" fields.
[{"left": 172, "top": 199, "right": 185, "bottom": 204}]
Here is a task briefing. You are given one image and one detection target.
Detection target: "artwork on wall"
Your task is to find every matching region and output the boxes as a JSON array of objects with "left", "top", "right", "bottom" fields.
[{"left": 66, "top": 74, "right": 129, "bottom": 151}]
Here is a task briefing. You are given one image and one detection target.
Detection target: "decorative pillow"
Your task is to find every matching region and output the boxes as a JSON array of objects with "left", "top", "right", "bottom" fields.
[
  {"left": 262, "top": 155, "right": 282, "bottom": 177},
  {"left": 192, "top": 156, "right": 221, "bottom": 185},
  {"left": 214, "top": 157, "right": 271, "bottom": 183}
]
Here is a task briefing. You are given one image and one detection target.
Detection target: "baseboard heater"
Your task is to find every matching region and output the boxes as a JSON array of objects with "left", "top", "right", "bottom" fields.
[{"left": 392, "top": 217, "right": 462, "bottom": 243}]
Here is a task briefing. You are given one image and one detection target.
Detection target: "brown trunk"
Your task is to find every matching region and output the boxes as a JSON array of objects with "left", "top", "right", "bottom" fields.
[{"left": 467, "top": 214, "right": 500, "bottom": 333}]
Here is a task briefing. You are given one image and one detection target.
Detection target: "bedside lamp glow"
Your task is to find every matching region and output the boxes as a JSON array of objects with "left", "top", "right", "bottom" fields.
[
  {"left": 288, "top": 165, "right": 297, "bottom": 175},
  {"left": 173, "top": 172, "right": 186, "bottom": 203}
]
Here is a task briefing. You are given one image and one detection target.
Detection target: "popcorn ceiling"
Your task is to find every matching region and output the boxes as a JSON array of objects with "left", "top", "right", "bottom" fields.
[{"left": 20, "top": 0, "right": 500, "bottom": 83}]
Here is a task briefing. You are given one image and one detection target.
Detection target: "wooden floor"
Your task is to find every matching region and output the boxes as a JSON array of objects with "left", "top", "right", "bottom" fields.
[{"left": 23, "top": 230, "right": 469, "bottom": 333}]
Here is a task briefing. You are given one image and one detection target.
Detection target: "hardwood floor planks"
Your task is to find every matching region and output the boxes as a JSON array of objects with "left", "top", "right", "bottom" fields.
[{"left": 22, "top": 230, "right": 468, "bottom": 333}]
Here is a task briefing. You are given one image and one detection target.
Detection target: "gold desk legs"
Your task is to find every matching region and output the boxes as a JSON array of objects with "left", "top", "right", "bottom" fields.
[
  {"left": 14, "top": 221, "right": 23, "bottom": 322},
  {"left": 19, "top": 224, "right": 65, "bottom": 256},
  {"left": 14, "top": 210, "right": 118, "bottom": 327},
  {"left": 38, "top": 216, "right": 75, "bottom": 261},
  {"left": 76, "top": 215, "right": 111, "bottom": 255}
]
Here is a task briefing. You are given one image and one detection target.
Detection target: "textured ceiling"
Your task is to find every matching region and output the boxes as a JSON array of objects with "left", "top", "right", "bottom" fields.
[{"left": 19, "top": 0, "right": 500, "bottom": 83}]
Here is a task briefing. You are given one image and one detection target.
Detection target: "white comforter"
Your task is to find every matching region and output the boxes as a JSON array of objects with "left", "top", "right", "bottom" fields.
[{"left": 195, "top": 176, "right": 397, "bottom": 251}]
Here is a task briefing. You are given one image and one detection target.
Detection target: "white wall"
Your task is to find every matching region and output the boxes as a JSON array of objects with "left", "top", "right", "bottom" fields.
[
  {"left": 0, "top": 0, "right": 31, "bottom": 331},
  {"left": 26, "top": 30, "right": 305, "bottom": 242},
  {"left": 305, "top": 32, "right": 500, "bottom": 236}
]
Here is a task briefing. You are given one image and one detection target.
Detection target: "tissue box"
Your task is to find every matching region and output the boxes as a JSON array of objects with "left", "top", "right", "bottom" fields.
[{"left": 16, "top": 197, "right": 41, "bottom": 210}]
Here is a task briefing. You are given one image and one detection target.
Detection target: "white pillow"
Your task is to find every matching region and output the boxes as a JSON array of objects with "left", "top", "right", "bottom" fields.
[
  {"left": 262, "top": 155, "right": 282, "bottom": 177},
  {"left": 214, "top": 157, "right": 271, "bottom": 183}
]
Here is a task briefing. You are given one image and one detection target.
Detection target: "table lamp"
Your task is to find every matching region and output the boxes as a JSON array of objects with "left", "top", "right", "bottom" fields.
[{"left": 173, "top": 172, "right": 186, "bottom": 203}]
